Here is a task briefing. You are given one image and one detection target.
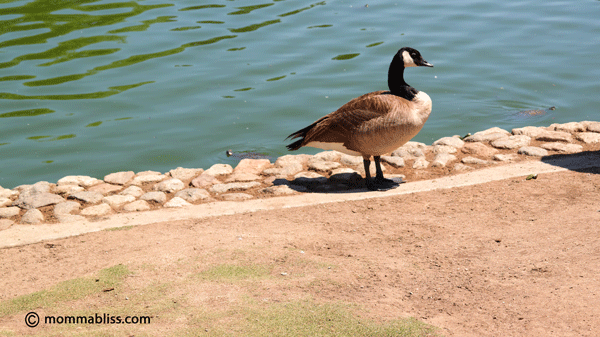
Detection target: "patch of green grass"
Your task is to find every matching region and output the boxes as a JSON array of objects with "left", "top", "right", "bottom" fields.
[
  {"left": 178, "top": 300, "right": 438, "bottom": 337},
  {"left": 198, "top": 263, "right": 272, "bottom": 281},
  {"left": 0, "top": 264, "right": 130, "bottom": 317}
]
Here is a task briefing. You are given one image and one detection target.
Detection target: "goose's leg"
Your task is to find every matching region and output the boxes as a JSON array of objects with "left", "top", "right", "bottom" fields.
[
  {"left": 363, "top": 158, "right": 377, "bottom": 191},
  {"left": 373, "top": 156, "right": 400, "bottom": 188}
]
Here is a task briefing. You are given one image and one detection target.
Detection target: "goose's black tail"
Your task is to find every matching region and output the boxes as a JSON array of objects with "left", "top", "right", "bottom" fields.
[{"left": 285, "top": 122, "right": 318, "bottom": 151}]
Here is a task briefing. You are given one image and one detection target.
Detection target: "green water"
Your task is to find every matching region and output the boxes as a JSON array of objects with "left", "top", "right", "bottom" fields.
[{"left": 1, "top": 0, "right": 599, "bottom": 188}]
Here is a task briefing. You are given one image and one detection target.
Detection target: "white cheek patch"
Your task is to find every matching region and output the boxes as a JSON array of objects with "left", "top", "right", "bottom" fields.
[{"left": 402, "top": 50, "right": 417, "bottom": 67}]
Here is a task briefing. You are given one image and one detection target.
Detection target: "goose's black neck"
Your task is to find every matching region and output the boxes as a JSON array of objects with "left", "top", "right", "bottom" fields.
[{"left": 388, "top": 55, "right": 418, "bottom": 101}]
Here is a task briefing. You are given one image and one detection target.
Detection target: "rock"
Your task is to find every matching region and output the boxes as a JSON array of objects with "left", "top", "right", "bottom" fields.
[
  {"left": 0, "top": 187, "right": 18, "bottom": 199},
  {"left": 329, "top": 168, "right": 362, "bottom": 183},
  {"left": 263, "top": 163, "right": 303, "bottom": 177},
  {"left": 380, "top": 156, "right": 405, "bottom": 168},
  {"left": 68, "top": 191, "right": 104, "bottom": 204},
  {"left": 102, "top": 195, "right": 136, "bottom": 207},
  {"left": 57, "top": 175, "right": 102, "bottom": 187},
  {"left": 462, "top": 156, "right": 490, "bottom": 165},
  {"left": 493, "top": 154, "right": 518, "bottom": 162},
  {"left": 21, "top": 209, "right": 44, "bottom": 224},
  {"left": 431, "top": 153, "right": 457, "bottom": 168},
  {"left": 356, "top": 161, "right": 387, "bottom": 175},
  {"left": 103, "top": 171, "right": 135, "bottom": 185},
  {"left": 168, "top": 167, "right": 204, "bottom": 181},
  {"left": 24, "top": 181, "right": 54, "bottom": 194},
  {"left": 293, "top": 172, "right": 328, "bottom": 185},
  {"left": 464, "top": 127, "right": 510, "bottom": 142},
  {"left": 221, "top": 193, "right": 253, "bottom": 201},
  {"left": 403, "top": 141, "right": 427, "bottom": 149},
  {"left": 191, "top": 174, "right": 221, "bottom": 188},
  {"left": 54, "top": 201, "right": 81, "bottom": 215},
  {"left": 261, "top": 185, "right": 297, "bottom": 195},
  {"left": 80, "top": 204, "right": 112, "bottom": 216},
  {"left": 0, "top": 219, "right": 14, "bottom": 230},
  {"left": 209, "top": 182, "right": 261, "bottom": 194},
  {"left": 392, "top": 147, "right": 426, "bottom": 159},
  {"left": 0, "top": 198, "right": 11, "bottom": 207},
  {"left": 56, "top": 214, "right": 87, "bottom": 223},
  {"left": 518, "top": 146, "right": 549, "bottom": 157},
  {"left": 340, "top": 154, "right": 363, "bottom": 166},
  {"left": 550, "top": 122, "right": 586, "bottom": 133},
  {"left": 175, "top": 188, "right": 211, "bottom": 202},
  {"left": 203, "top": 164, "right": 233, "bottom": 176},
  {"left": 14, "top": 192, "right": 65, "bottom": 209},
  {"left": 233, "top": 159, "right": 271, "bottom": 175},
  {"left": 54, "top": 185, "right": 85, "bottom": 194},
  {"left": 313, "top": 151, "right": 343, "bottom": 162},
  {"left": 275, "top": 154, "right": 310, "bottom": 168},
  {"left": 0, "top": 207, "right": 20, "bottom": 218},
  {"left": 461, "top": 142, "right": 498, "bottom": 157},
  {"left": 584, "top": 121, "right": 600, "bottom": 133},
  {"left": 432, "top": 145, "right": 457, "bottom": 154},
  {"left": 575, "top": 132, "right": 600, "bottom": 144},
  {"left": 490, "top": 135, "right": 531, "bottom": 149},
  {"left": 412, "top": 157, "right": 429, "bottom": 169},
  {"left": 153, "top": 178, "right": 185, "bottom": 193},
  {"left": 88, "top": 183, "right": 122, "bottom": 195},
  {"left": 140, "top": 192, "right": 167, "bottom": 204},
  {"left": 308, "top": 160, "right": 341, "bottom": 172},
  {"left": 433, "top": 136, "right": 464, "bottom": 148},
  {"left": 131, "top": 173, "right": 166, "bottom": 186},
  {"left": 540, "top": 142, "right": 583, "bottom": 153},
  {"left": 164, "top": 197, "right": 192, "bottom": 208},
  {"left": 225, "top": 172, "right": 262, "bottom": 182},
  {"left": 453, "top": 163, "right": 473, "bottom": 171},
  {"left": 119, "top": 186, "right": 144, "bottom": 198},
  {"left": 512, "top": 126, "right": 545, "bottom": 138},
  {"left": 123, "top": 200, "right": 150, "bottom": 212}
]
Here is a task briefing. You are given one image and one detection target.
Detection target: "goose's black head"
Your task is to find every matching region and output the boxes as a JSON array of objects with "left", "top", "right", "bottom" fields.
[{"left": 396, "top": 47, "right": 433, "bottom": 68}]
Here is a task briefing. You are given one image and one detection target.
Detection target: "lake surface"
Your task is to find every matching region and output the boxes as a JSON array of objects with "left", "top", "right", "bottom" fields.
[{"left": 1, "top": 0, "right": 599, "bottom": 188}]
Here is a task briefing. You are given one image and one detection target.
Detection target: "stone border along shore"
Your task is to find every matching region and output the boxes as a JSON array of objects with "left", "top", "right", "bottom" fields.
[{"left": 1, "top": 121, "right": 599, "bottom": 232}]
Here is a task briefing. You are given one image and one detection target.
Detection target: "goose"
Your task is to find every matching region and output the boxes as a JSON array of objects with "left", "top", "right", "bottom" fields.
[{"left": 286, "top": 47, "right": 433, "bottom": 191}]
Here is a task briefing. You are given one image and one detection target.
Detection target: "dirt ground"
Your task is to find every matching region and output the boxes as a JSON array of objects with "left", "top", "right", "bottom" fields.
[{"left": 1, "top": 163, "right": 600, "bottom": 336}]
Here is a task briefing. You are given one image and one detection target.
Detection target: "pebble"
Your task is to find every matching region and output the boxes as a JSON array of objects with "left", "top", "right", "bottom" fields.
[
  {"left": 263, "top": 164, "right": 302, "bottom": 177},
  {"left": 168, "top": 167, "right": 204, "bottom": 182},
  {"left": 0, "top": 187, "right": 18, "bottom": 199},
  {"left": 225, "top": 173, "right": 262, "bottom": 183},
  {"left": 313, "top": 151, "right": 343, "bottom": 162},
  {"left": 392, "top": 147, "right": 426, "bottom": 159},
  {"left": 102, "top": 195, "right": 136, "bottom": 207},
  {"left": 432, "top": 145, "right": 457, "bottom": 154},
  {"left": 490, "top": 135, "right": 531, "bottom": 149},
  {"left": 21, "top": 209, "right": 44, "bottom": 224},
  {"left": 54, "top": 185, "right": 85, "bottom": 194},
  {"left": 123, "top": 200, "right": 150, "bottom": 212},
  {"left": 103, "top": 171, "right": 135, "bottom": 185},
  {"left": 203, "top": 164, "right": 233, "bottom": 176},
  {"left": 140, "top": 192, "right": 167, "bottom": 204},
  {"left": 453, "top": 163, "right": 474, "bottom": 171},
  {"left": 275, "top": 154, "right": 310, "bottom": 168},
  {"left": 81, "top": 204, "right": 112, "bottom": 216},
  {"left": 233, "top": 159, "right": 271, "bottom": 175},
  {"left": 88, "top": 183, "right": 123, "bottom": 194},
  {"left": 164, "top": 197, "right": 192, "bottom": 208},
  {"left": 68, "top": 191, "right": 104, "bottom": 204},
  {"left": 518, "top": 146, "right": 549, "bottom": 157},
  {"left": 493, "top": 154, "right": 518, "bottom": 162},
  {"left": 261, "top": 185, "right": 297, "bottom": 195},
  {"left": 57, "top": 175, "right": 102, "bottom": 187},
  {"left": 340, "top": 154, "right": 364, "bottom": 166},
  {"left": 153, "top": 178, "right": 185, "bottom": 193},
  {"left": 550, "top": 122, "right": 586, "bottom": 133}
]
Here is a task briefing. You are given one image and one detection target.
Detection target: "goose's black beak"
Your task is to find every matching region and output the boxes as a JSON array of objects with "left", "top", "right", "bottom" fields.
[{"left": 420, "top": 60, "right": 434, "bottom": 67}]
